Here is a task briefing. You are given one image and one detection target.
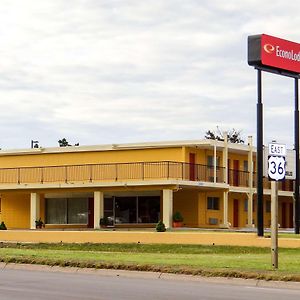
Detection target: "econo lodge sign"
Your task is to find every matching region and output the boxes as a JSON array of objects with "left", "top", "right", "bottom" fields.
[{"left": 248, "top": 34, "right": 300, "bottom": 74}]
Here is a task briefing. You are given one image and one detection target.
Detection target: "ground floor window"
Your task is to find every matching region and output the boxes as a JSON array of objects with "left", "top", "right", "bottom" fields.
[
  {"left": 207, "top": 197, "right": 219, "bottom": 210},
  {"left": 46, "top": 198, "right": 88, "bottom": 224},
  {"left": 104, "top": 196, "right": 160, "bottom": 224}
]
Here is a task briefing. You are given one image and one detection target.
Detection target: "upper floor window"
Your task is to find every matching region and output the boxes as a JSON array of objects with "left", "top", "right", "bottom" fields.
[
  {"left": 244, "top": 160, "right": 248, "bottom": 172},
  {"left": 207, "top": 197, "right": 219, "bottom": 210},
  {"left": 207, "top": 156, "right": 220, "bottom": 168}
]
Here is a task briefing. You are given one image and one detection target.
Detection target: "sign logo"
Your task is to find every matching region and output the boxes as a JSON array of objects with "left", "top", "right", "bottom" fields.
[{"left": 263, "top": 44, "right": 275, "bottom": 54}]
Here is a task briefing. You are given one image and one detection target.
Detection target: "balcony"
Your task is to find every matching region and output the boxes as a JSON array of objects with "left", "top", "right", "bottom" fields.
[
  {"left": 0, "top": 161, "right": 225, "bottom": 185},
  {"left": 0, "top": 161, "right": 294, "bottom": 191}
]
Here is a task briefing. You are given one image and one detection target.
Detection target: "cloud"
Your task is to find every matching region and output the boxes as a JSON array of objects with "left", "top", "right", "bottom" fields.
[{"left": 0, "top": 0, "right": 299, "bottom": 149}]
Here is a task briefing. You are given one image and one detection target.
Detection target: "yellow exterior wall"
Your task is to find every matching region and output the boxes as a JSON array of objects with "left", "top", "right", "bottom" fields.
[
  {"left": 1, "top": 230, "right": 300, "bottom": 248},
  {"left": 227, "top": 153, "right": 249, "bottom": 170},
  {"left": 1, "top": 192, "right": 30, "bottom": 229},
  {"left": 173, "top": 190, "right": 198, "bottom": 227},
  {"left": 0, "top": 147, "right": 183, "bottom": 168},
  {"left": 198, "top": 191, "right": 223, "bottom": 227}
]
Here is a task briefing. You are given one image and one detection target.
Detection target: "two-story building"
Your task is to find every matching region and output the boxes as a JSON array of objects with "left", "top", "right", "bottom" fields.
[{"left": 0, "top": 137, "right": 294, "bottom": 230}]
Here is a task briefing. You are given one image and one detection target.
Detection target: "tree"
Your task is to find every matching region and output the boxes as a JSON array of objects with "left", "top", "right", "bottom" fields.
[
  {"left": 204, "top": 127, "right": 244, "bottom": 144},
  {"left": 58, "top": 138, "right": 80, "bottom": 147},
  {"left": 58, "top": 138, "right": 71, "bottom": 147}
]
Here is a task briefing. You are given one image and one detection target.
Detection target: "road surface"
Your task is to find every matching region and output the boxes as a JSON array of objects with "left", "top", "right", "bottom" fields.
[{"left": 0, "top": 265, "right": 299, "bottom": 299}]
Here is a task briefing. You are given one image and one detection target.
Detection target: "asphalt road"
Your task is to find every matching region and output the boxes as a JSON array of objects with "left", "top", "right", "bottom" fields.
[{"left": 0, "top": 266, "right": 299, "bottom": 300}]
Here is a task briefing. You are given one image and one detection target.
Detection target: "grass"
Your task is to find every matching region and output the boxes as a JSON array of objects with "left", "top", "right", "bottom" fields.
[{"left": 1, "top": 243, "right": 300, "bottom": 281}]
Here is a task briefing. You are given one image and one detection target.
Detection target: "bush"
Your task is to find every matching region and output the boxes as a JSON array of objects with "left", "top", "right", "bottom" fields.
[
  {"left": 156, "top": 220, "right": 166, "bottom": 232},
  {"left": 173, "top": 211, "right": 183, "bottom": 222},
  {"left": 0, "top": 221, "right": 7, "bottom": 230},
  {"left": 35, "top": 218, "right": 44, "bottom": 228}
]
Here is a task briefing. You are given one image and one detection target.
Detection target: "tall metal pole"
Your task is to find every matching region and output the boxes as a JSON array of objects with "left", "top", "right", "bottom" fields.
[
  {"left": 257, "top": 69, "right": 264, "bottom": 236},
  {"left": 295, "top": 78, "right": 300, "bottom": 234}
]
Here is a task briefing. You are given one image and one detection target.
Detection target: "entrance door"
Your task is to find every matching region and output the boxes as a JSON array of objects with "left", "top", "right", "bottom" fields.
[
  {"left": 189, "top": 153, "right": 196, "bottom": 181},
  {"left": 233, "top": 199, "right": 239, "bottom": 227},
  {"left": 281, "top": 202, "right": 287, "bottom": 228},
  {"left": 87, "top": 198, "right": 94, "bottom": 228},
  {"left": 233, "top": 160, "right": 239, "bottom": 186},
  {"left": 289, "top": 203, "right": 293, "bottom": 228}
]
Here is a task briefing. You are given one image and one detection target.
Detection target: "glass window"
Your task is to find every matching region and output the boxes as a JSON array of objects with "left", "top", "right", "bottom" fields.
[
  {"left": 104, "top": 197, "right": 114, "bottom": 225},
  {"left": 138, "top": 196, "right": 160, "bottom": 223},
  {"left": 244, "top": 161, "right": 248, "bottom": 172},
  {"left": 207, "top": 156, "right": 214, "bottom": 168},
  {"left": 207, "top": 197, "right": 219, "bottom": 210},
  {"left": 46, "top": 198, "right": 67, "bottom": 224},
  {"left": 67, "top": 198, "right": 88, "bottom": 224},
  {"left": 46, "top": 198, "right": 88, "bottom": 224},
  {"left": 104, "top": 195, "right": 161, "bottom": 224},
  {"left": 115, "top": 197, "right": 137, "bottom": 224}
]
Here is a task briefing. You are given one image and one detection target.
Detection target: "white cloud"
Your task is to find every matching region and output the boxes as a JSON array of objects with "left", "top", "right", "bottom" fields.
[{"left": 0, "top": 0, "right": 299, "bottom": 149}]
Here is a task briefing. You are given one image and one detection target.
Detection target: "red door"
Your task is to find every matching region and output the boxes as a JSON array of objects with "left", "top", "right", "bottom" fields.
[
  {"left": 289, "top": 203, "right": 293, "bottom": 228},
  {"left": 233, "top": 199, "right": 239, "bottom": 227},
  {"left": 233, "top": 160, "right": 239, "bottom": 186},
  {"left": 88, "top": 198, "right": 94, "bottom": 228},
  {"left": 189, "top": 153, "right": 196, "bottom": 181},
  {"left": 281, "top": 202, "right": 287, "bottom": 228}
]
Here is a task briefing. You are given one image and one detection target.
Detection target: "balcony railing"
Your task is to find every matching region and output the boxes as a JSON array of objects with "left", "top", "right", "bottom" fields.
[
  {"left": 0, "top": 161, "right": 226, "bottom": 185},
  {"left": 0, "top": 161, "right": 294, "bottom": 191}
]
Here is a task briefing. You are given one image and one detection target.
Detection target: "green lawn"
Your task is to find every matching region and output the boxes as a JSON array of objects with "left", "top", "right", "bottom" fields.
[{"left": 0, "top": 243, "right": 300, "bottom": 281}]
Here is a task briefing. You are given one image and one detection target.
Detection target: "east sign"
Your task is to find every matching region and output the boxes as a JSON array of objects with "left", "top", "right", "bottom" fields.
[{"left": 248, "top": 34, "right": 300, "bottom": 74}]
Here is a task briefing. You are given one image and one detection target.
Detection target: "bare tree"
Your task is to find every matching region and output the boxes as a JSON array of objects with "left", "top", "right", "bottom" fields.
[{"left": 205, "top": 127, "right": 244, "bottom": 144}]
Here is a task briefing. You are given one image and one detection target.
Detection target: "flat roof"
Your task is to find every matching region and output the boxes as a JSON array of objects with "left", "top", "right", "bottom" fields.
[{"left": 0, "top": 138, "right": 255, "bottom": 156}]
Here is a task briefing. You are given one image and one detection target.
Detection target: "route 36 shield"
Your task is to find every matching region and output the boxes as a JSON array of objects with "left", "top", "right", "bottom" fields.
[{"left": 268, "top": 156, "right": 286, "bottom": 181}]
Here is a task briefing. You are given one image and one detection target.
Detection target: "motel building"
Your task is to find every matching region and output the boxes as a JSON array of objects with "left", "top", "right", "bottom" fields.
[{"left": 0, "top": 137, "right": 295, "bottom": 231}]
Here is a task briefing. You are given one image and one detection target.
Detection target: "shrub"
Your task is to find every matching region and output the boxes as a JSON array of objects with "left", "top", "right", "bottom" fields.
[
  {"left": 156, "top": 220, "right": 166, "bottom": 232},
  {"left": 0, "top": 221, "right": 7, "bottom": 230},
  {"left": 35, "top": 218, "right": 44, "bottom": 228},
  {"left": 173, "top": 211, "right": 183, "bottom": 222}
]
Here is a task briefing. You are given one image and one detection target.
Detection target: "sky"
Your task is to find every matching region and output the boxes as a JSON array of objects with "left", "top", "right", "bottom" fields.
[{"left": 0, "top": 0, "right": 299, "bottom": 150}]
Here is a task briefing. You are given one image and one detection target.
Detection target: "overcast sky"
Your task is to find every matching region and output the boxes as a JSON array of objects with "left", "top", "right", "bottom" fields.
[{"left": 0, "top": 0, "right": 299, "bottom": 149}]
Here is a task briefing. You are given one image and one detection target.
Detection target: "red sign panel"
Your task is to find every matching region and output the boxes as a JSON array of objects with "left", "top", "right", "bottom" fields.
[
  {"left": 248, "top": 34, "right": 300, "bottom": 74},
  {"left": 261, "top": 34, "right": 300, "bottom": 73}
]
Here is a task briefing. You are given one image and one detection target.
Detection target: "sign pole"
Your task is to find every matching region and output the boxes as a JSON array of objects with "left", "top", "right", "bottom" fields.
[
  {"left": 271, "top": 180, "right": 278, "bottom": 269},
  {"left": 257, "top": 69, "right": 264, "bottom": 237},
  {"left": 295, "top": 78, "right": 300, "bottom": 234}
]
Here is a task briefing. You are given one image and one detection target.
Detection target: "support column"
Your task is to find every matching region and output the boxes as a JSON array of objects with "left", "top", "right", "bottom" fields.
[
  {"left": 163, "top": 189, "right": 173, "bottom": 229},
  {"left": 94, "top": 191, "right": 104, "bottom": 229},
  {"left": 247, "top": 135, "right": 254, "bottom": 227},
  {"left": 213, "top": 141, "right": 217, "bottom": 183},
  {"left": 220, "top": 190, "right": 229, "bottom": 228},
  {"left": 30, "top": 193, "right": 40, "bottom": 229},
  {"left": 222, "top": 132, "right": 228, "bottom": 184}
]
